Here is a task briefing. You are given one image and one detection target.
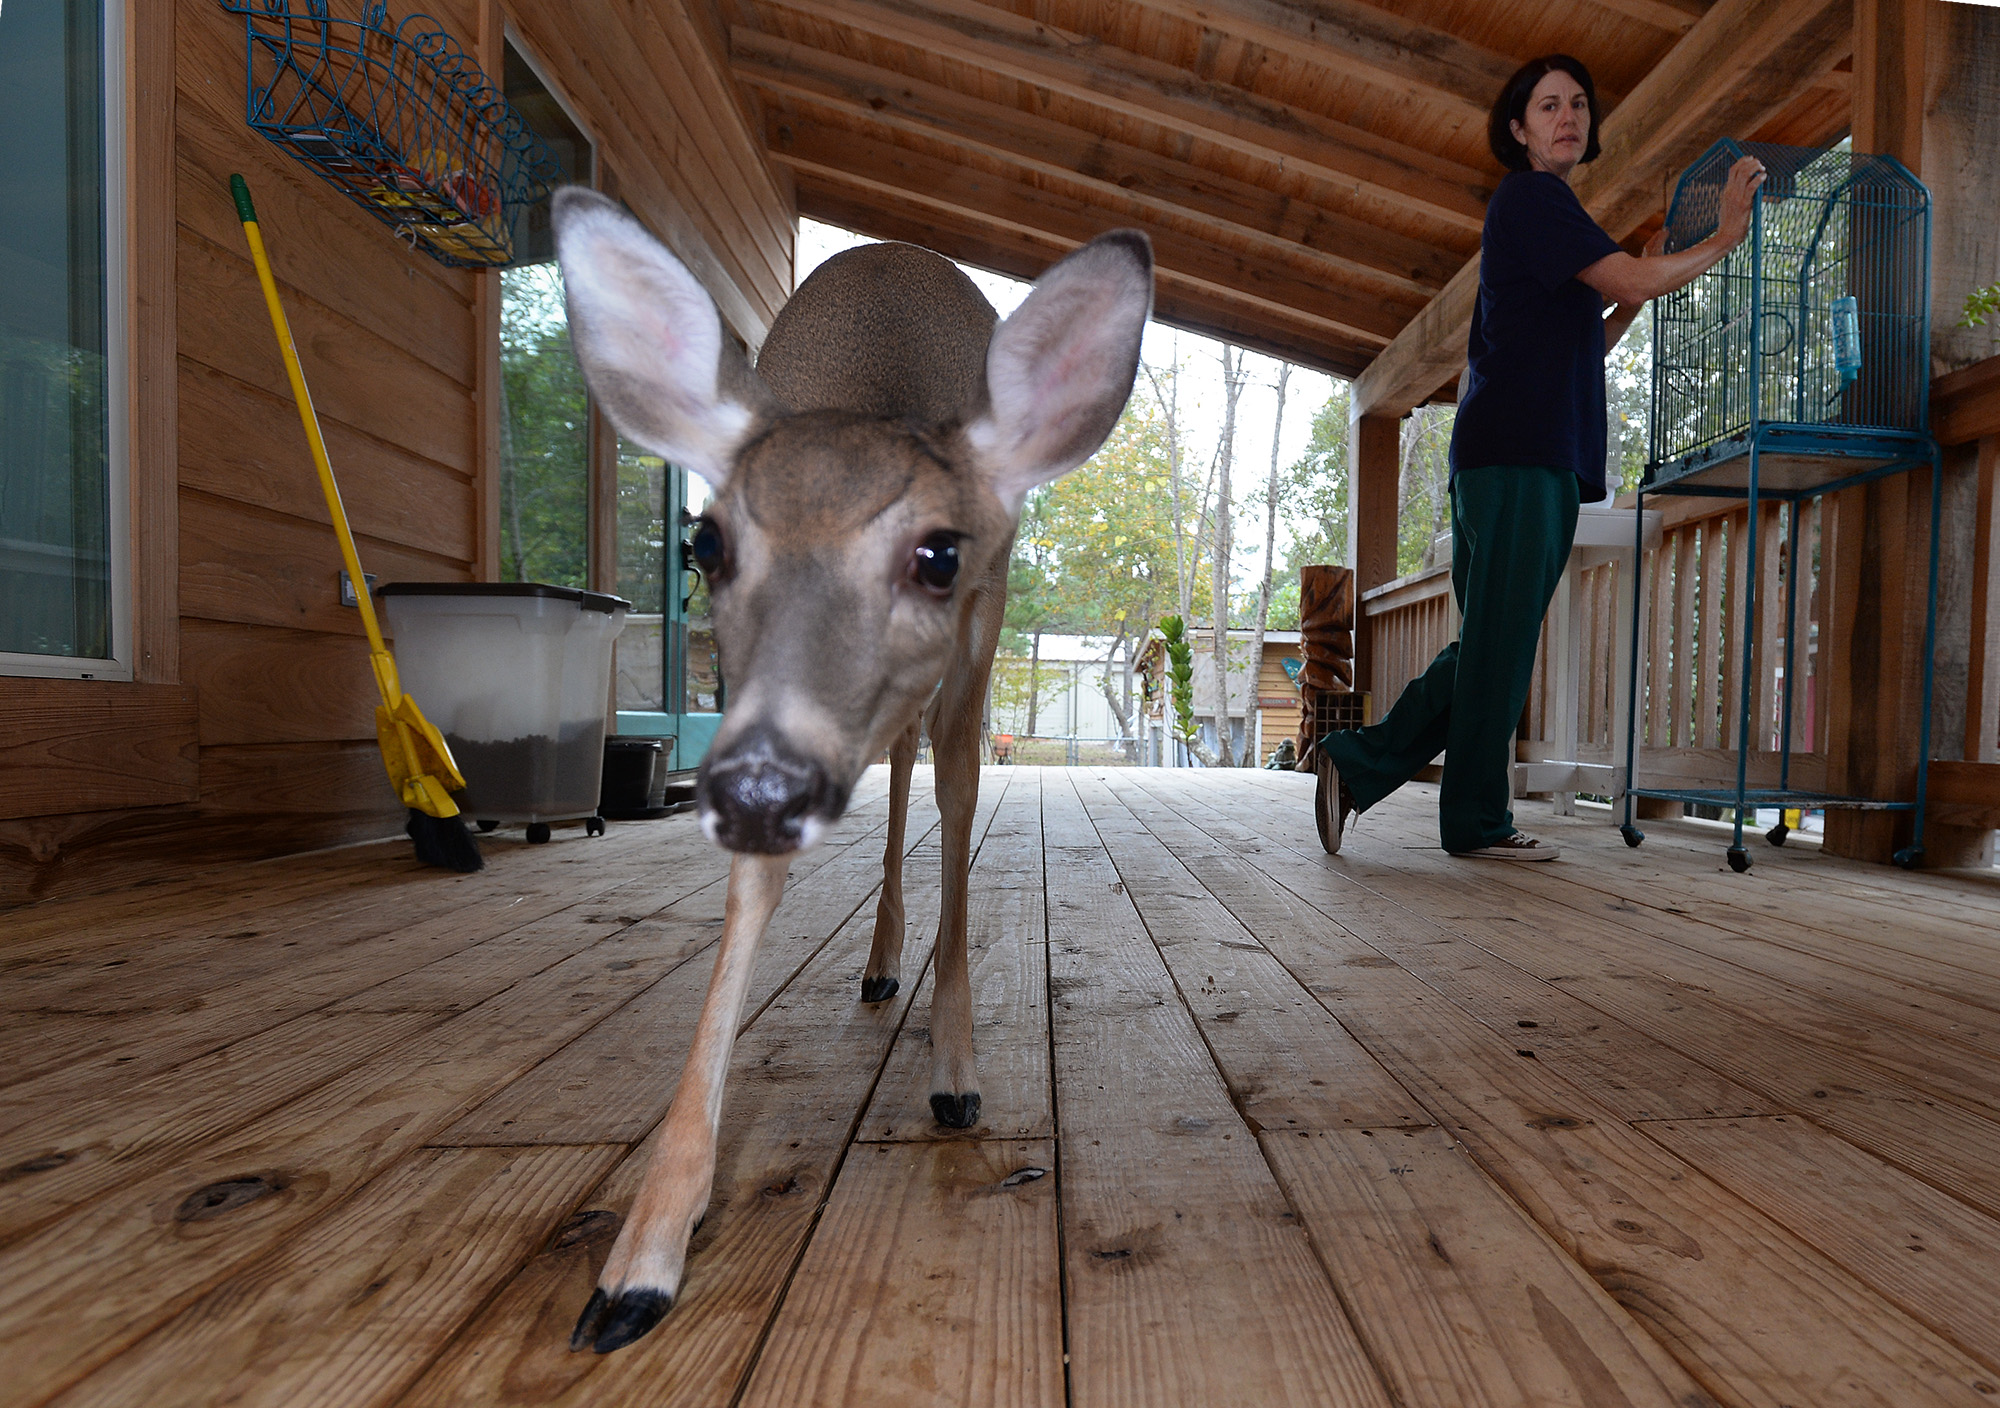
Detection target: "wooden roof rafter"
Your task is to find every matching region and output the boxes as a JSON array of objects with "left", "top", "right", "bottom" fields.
[
  {"left": 753, "top": 0, "right": 1497, "bottom": 232},
  {"left": 722, "top": 0, "right": 1854, "bottom": 392},
  {"left": 730, "top": 29, "right": 1466, "bottom": 296}
]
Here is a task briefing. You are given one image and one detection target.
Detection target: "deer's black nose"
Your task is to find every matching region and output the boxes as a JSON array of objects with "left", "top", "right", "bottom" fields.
[{"left": 697, "top": 731, "right": 834, "bottom": 853}]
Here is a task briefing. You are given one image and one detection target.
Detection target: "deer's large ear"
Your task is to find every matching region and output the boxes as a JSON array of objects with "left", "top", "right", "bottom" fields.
[
  {"left": 553, "top": 188, "right": 774, "bottom": 487},
  {"left": 965, "top": 230, "right": 1153, "bottom": 513}
]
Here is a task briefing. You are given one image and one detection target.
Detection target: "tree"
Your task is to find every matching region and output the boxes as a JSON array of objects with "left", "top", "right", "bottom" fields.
[
  {"left": 498, "top": 262, "right": 590, "bottom": 587},
  {"left": 1266, "top": 383, "right": 1352, "bottom": 630},
  {"left": 1606, "top": 311, "right": 1652, "bottom": 496},
  {"left": 1396, "top": 403, "right": 1455, "bottom": 578},
  {"left": 1241, "top": 360, "right": 1291, "bottom": 765},
  {"left": 1207, "top": 344, "right": 1247, "bottom": 766}
]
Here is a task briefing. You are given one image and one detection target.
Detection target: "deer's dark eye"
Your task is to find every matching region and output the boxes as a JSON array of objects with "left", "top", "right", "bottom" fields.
[
  {"left": 688, "top": 518, "right": 727, "bottom": 578},
  {"left": 910, "top": 534, "right": 961, "bottom": 595}
]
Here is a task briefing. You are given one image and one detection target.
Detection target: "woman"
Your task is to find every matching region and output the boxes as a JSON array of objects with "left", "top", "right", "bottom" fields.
[{"left": 1319, "top": 54, "right": 1765, "bottom": 860}]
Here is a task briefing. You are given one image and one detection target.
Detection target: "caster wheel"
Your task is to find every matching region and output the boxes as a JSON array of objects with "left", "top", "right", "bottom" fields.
[
  {"left": 475, "top": 819, "right": 498, "bottom": 833},
  {"left": 1893, "top": 846, "right": 1922, "bottom": 869},
  {"left": 1766, "top": 824, "right": 1789, "bottom": 847},
  {"left": 1726, "top": 847, "right": 1751, "bottom": 874},
  {"left": 526, "top": 822, "right": 551, "bottom": 844},
  {"left": 585, "top": 815, "right": 606, "bottom": 837},
  {"left": 1619, "top": 824, "right": 1644, "bottom": 848}
]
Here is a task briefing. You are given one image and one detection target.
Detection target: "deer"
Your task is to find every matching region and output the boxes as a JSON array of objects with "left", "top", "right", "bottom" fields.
[{"left": 551, "top": 188, "right": 1153, "bottom": 1354}]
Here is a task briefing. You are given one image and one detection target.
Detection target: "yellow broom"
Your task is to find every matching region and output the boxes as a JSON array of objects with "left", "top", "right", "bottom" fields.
[{"left": 230, "top": 173, "right": 482, "bottom": 872}]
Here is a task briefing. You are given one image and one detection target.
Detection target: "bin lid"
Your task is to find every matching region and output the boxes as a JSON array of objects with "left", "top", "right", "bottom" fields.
[{"left": 375, "top": 581, "right": 632, "bottom": 614}]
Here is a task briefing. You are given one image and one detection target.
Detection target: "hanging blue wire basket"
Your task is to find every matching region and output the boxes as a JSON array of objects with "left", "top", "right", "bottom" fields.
[{"left": 221, "top": 0, "right": 561, "bottom": 268}]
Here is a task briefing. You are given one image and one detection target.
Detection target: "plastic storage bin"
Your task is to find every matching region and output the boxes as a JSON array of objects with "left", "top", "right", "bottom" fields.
[{"left": 376, "top": 583, "right": 629, "bottom": 833}]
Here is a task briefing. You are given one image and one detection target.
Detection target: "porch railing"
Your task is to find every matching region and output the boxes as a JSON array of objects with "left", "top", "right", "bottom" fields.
[
  {"left": 1361, "top": 354, "right": 2000, "bottom": 833},
  {"left": 1361, "top": 493, "right": 1828, "bottom": 808}
]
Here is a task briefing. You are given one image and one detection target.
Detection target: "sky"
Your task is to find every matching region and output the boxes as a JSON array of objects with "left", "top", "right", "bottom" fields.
[{"left": 795, "top": 218, "right": 1346, "bottom": 582}]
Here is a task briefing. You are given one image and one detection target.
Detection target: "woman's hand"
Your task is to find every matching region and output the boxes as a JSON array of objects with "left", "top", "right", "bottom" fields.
[
  {"left": 1715, "top": 155, "right": 1767, "bottom": 248},
  {"left": 1582, "top": 159, "right": 1767, "bottom": 307}
]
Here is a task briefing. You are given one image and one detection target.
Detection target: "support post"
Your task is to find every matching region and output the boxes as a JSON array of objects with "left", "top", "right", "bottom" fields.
[
  {"left": 1825, "top": 0, "right": 1994, "bottom": 866},
  {"left": 1347, "top": 408, "right": 1402, "bottom": 700}
]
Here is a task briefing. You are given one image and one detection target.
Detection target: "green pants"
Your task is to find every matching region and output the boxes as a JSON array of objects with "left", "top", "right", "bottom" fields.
[{"left": 1322, "top": 464, "right": 1579, "bottom": 853}]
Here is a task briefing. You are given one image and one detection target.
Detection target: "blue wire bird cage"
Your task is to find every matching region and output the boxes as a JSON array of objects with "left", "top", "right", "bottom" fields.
[
  {"left": 1648, "top": 139, "right": 1933, "bottom": 493},
  {"left": 221, "top": 0, "right": 561, "bottom": 268},
  {"left": 1623, "top": 140, "right": 1942, "bottom": 872}
]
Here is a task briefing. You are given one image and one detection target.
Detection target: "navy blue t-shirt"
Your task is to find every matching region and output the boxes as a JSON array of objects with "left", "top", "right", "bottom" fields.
[{"left": 1449, "top": 170, "right": 1622, "bottom": 502}]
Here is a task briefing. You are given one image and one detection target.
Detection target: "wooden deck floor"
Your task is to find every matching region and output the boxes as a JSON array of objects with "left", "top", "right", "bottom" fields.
[{"left": 7, "top": 766, "right": 2000, "bottom": 1407}]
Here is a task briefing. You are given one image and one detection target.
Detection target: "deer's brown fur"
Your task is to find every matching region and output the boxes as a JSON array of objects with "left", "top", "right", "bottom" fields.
[{"left": 553, "top": 188, "right": 1151, "bottom": 1354}]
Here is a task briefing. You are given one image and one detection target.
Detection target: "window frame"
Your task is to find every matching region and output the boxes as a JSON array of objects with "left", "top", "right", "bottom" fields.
[{"left": 0, "top": 0, "right": 132, "bottom": 682}]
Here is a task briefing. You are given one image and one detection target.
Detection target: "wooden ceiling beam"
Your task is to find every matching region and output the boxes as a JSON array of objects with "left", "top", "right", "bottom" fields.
[
  {"left": 1587, "top": 0, "right": 1707, "bottom": 34},
  {"left": 1126, "top": 0, "right": 1515, "bottom": 128},
  {"left": 754, "top": 0, "right": 1494, "bottom": 233},
  {"left": 730, "top": 29, "right": 1466, "bottom": 297},
  {"left": 766, "top": 116, "right": 1414, "bottom": 345},
  {"left": 1353, "top": 0, "right": 1853, "bottom": 417},
  {"left": 793, "top": 182, "right": 1376, "bottom": 379}
]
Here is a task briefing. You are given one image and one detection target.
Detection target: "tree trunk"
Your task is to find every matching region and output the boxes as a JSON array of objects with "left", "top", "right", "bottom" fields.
[
  {"left": 1209, "top": 347, "right": 1244, "bottom": 767},
  {"left": 1244, "top": 361, "right": 1292, "bottom": 766}
]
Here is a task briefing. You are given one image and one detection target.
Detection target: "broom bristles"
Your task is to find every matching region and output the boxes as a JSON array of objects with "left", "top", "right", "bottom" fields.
[{"left": 406, "top": 809, "right": 484, "bottom": 872}]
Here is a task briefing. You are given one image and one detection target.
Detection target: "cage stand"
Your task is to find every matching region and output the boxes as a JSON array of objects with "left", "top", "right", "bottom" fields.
[{"left": 1619, "top": 140, "right": 1940, "bottom": 874}]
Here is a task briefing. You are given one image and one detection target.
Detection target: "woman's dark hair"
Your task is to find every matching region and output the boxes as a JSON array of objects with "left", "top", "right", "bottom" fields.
[{"left": 1488, "top": 55, "right": 1602, "bottom": 171}]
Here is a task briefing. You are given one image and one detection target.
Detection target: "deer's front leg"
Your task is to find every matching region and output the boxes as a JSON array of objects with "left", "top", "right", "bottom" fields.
[
  {"left": 863, "top": 717, "right": 921, "bottom": 1003},
  {"left": 926, "top": 604, "right": 997, "bottom": 1129},
  {"left": 571, "top": 852, "right": 790, "bottom": 1353}
]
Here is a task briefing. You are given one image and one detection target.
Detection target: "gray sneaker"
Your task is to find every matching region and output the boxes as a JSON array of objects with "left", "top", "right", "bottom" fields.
[
  {"left": 1451, "top": 832, "right": 1560, "bottom": 861},
  {"left": 1315, "top": 755, "right": 1355, "bottom": 855}
]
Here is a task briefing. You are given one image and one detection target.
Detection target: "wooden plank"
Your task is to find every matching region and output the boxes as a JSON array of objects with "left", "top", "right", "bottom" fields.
[
  {"left": 1261, "top": 1126, "right": 1716, "bottom": 1408},
  {"left": 0, "top": 680, "right": 198, "bottom": 820},
  {"left": 179, "top": 620, "right": 379, "bottom": 746},
  {"left": 1933, "top": 358, "right": 2000, "bottom": 447},
  {"left": 47, "top": 1144, "right": 620, "bottom": 1408},
  {"left": 1126, "top": 0, "right": 1520, "bottom": 127},
  {"left": 768, "top": 121, "right": 1412, "bottom": 345},
  {"left": 1221, "top": 787, "right": 2000, "bottom": 1222},
  {"left": 731, "top": 31, "right": 1464, "bottom": 296},
  {"left": 1669, "top": 527, "right": 1696, "bottom": 748},
  {"left": 179, "top": 491, "right": 466, "bottom": 638},
  {"left": 1698, "top": 517, "right": 1725, "bottom": 748},
  {"left": 1646, "top": 1114, "right": 2000, "bottom": 1376},
  {"left": 764, "top": 0, "right": 1492, "bottom": 234},
  {"left": 504, "top": 3, "right": 783, "bottom": 337},
  {"left": 0, "top": 826, "right": 733, "bottom": 1098},
  {"left": 0, "top": 1010, "right": 439, "bottom": 1246},
  {"left": 173, "top": 95, "right": 477, "bottom": 386},
  {"left": 1151, "top": 782, "right": 2000, "bottom": 1407},
  {"left": 1122, "top": 772, "right": 1767, "bottom": 1123},
  {"left": 170, "top": 0, "right": 476, "bottom": 308},
  {"left": 174, "top": 228, "right": 476, "bottom": 476},
  {"left": 393, "top": 844, "right": 963, "bottom": 1406},
  {"left": 177, "top": 361, "right": 477, "bottom": 566},
  {"left": 0, "top": 931, "right": 715, "bottom": 1405},
  {"left": 1037, "top": 772, "right": 1395, "bottom": 1408},
  {"left": 434, "top": 794, "right": 951, "bottom": 1145},
  {"left": 736, "top": 1139, "right": 1063, "bottom": 1408},
  {"left": 1077, "top": 777, "right": 1431, "bottom": 1133},
  {"left": 791, "top": 182, "right": 1376, "bottom": 380}
]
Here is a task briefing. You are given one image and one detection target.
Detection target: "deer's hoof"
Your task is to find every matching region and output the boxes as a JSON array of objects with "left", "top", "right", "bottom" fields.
[
  {"left": 571, "top": 1285, "right": 674, "bottom": 1354},
  {"left": 931, "top": 1090, "right": 982, "bottom": 1129},
  {"left": 860, "top": 975, "right": 899, "bottom": 1003}
]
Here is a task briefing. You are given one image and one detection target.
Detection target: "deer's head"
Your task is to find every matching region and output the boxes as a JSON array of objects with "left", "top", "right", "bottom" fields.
[{"left": 554, "top": 190, "right": 1151, "bottom": 853}]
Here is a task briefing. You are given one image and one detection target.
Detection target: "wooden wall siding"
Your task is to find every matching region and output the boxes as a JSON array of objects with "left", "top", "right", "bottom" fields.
[
  {"left": 3, "top": 0, "right": 793, "bottom": 907},
  {"left": 507, "top": 0, "right": 795, "bottom": 348}
]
